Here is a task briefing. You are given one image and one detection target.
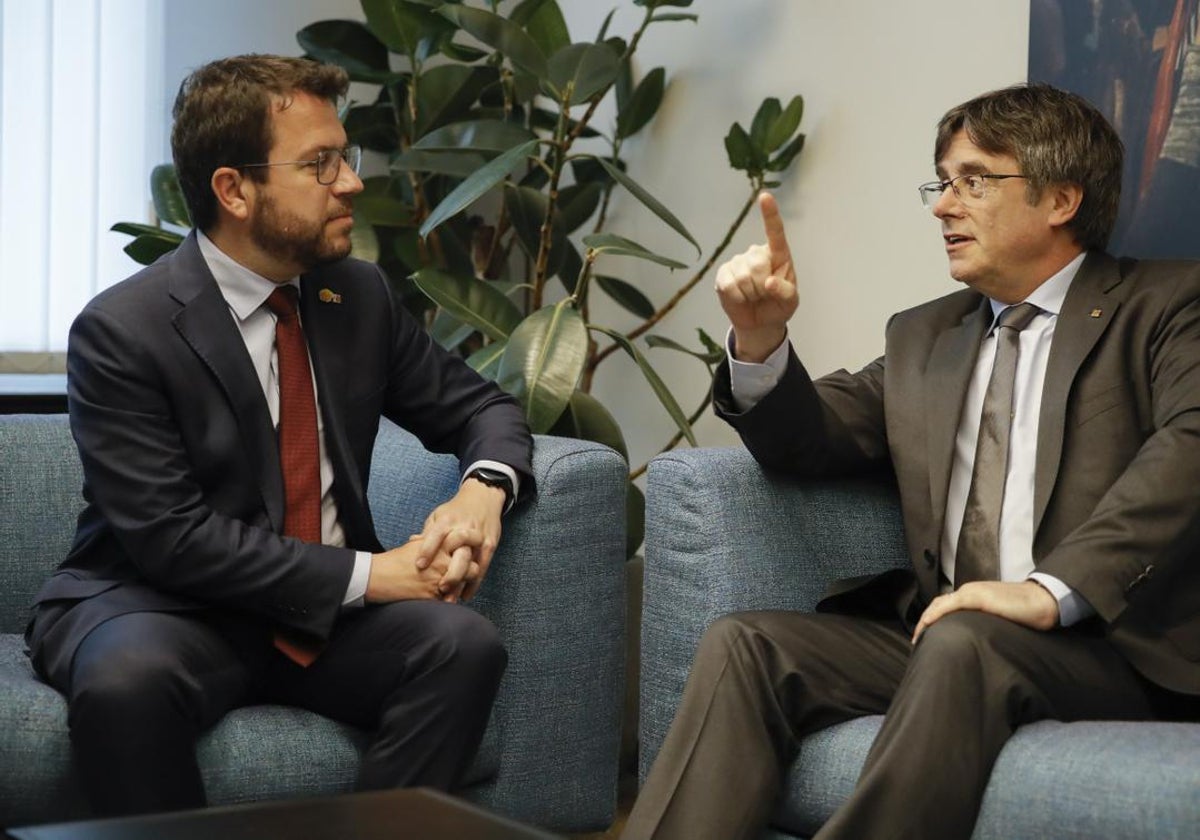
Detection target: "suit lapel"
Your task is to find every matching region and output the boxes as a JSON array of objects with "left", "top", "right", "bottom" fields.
[
  {"left": 1034, "top": 252, "right": 1126, "bottom": 532},
  {"left": 168, "top": 234, "right": 285, "bottom": 532},
  {"left": 925, "top": 298, "right": 990, "bottom": 545},
  {"left": 298, "top": 271, "right": 372, "bottom": 538}
]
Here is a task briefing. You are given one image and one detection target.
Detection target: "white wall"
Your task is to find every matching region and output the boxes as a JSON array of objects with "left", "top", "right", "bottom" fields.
[
  {"left": 160, "top": 1, "right": 1030, "bottom": 469},
  {"left": 562, "top": 1, "right": 1030, "bottom": 466}
]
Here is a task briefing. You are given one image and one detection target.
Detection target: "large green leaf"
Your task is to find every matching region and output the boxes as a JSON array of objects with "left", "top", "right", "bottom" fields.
[
  {"left": 503, "top": 184, "right": 567, "bottom": 276},
  {"left": 150, "top": 165, "right": 190, "bottom": 227},
  {"left": 767, "top": 133, "right": 806, "bottom": 173},
  {"left": 111, "top": 222, "right": 171, "bottom": 238},
  {"left": 724, "top": 122, "right": 753, "bottom": 171},
  {"left": 344, "top": 101, "right": 401, "bottom": 153},
  {"left": 558, "top": 240, "right": 584, "bottom": 295},
  {"left": 297, "top": 20, "right": 393, "bottom": 83},
  {"left": 529, "top": 106, "right": 600, "bottom": 138},
  {"left": 750, "top": 97, "right": 781, "bottom": 157},
  {"left": 597, "top": 275, "right": 655, "bottom": 318},
  {"left": 645, "top": 333, "right": 724, "bottom": 365},
  {"left": 413, "top": 119, "right": 536, "bottom": 154},
  {"left": 391, "top": 149, "right": 489, "bottom": 178},
  {"left": 361, "top": 0, "right": 428, "bottom": 57},
  {"left": 122, "top": 232, "right": 184, "bottom": 265},
  {"left": 355, "top": 177, "right": 415, "bottom": 227},
  {"left": 411, "top": 268, "right": 523, "bottom": 340},
  {"left": 590, "top": 326, "right": 696, "bottom": 446},
  {"left": 467, "top": 338, "right": 507, "bottom": 378},
  {"left": 549, "top": 389, "right": 628, "bottom": 460},
  {"left": 616, "top": 66, "right": 664, "bottom": 140},
  {"left": 767, "top": 95, "right": 804, "bottom": 153},
  {"left": 430, "top": 308, "right": 475, "bottom": 350},
  {"left": 593, "top": 156, "right": 698, "bottom": 254},
  {"left": 583, "top": 233, "right": 687, "bottom": 270},
  {"left": 438, "top": 5, "right": 548, "bottom": 78},
  {"left": 415, "top": 65, "right": 497, "bottom": 137},
  {"left": 419, "top": 139, "right": 539, "bottom": 238},
  {"left": 545, "top": 42, "right": 619, "bottom": 105},
  {"left": 498, "top": 300, "right": 587, "bottom": 433},
  {"left": 512, "top": 0, "right": 571, "bottom": 57},
  {"left": 556, "top": 181, "right": 603, "bottom": 233}
]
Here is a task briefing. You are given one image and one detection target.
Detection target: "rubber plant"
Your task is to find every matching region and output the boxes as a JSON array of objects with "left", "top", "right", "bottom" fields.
[{"left": 114, "top": 0, "right": 806, "bottom": 554}]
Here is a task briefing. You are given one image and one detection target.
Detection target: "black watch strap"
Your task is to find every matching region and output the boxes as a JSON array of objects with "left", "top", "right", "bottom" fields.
[{"left": 466, "top": 467, "right": 515, "bottom": 509}]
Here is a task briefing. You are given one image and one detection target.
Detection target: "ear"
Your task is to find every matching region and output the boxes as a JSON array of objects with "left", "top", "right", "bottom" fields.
[
  {"left": 210, "top": 166, "right": 253, "bottom": 223},
  {"left": 1045, "top": 182, "right": 1084, "bottom": 229}
]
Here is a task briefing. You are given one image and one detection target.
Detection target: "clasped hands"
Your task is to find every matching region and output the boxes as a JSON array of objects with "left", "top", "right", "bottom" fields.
[{"left": 366, "top": 477, "right": 507, "bottom": 605}]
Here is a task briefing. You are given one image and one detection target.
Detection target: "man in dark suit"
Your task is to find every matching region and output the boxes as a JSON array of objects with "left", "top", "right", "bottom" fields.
[
  {"left": 624, "top": 84, "right": 1200, "bottom": 839},
  {"left": 25, "top": 55, "right": 533, "bottom": 818}
]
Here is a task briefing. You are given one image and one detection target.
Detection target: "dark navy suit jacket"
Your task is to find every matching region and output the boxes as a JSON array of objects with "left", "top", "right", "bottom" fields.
[{"left": 28, "top": 233, "right": 533, "bottom": 688}]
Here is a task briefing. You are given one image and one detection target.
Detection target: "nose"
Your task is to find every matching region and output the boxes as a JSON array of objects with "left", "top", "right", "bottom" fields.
[
  {"left": 931, "top": 186, "right": 962, "bottom": 219},
  {"left": 332, "top": 159, "right": 364, "bottom": 196}
]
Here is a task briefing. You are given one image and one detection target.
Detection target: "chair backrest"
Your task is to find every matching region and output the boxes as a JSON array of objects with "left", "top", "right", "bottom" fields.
[{"left": 0, "top": 414, "right": 84, "bottom": 634}]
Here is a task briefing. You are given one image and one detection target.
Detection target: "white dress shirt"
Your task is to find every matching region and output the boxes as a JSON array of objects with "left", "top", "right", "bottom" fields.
[
  {"left": 198, "top": 232, "right": 373, "bottom": 607},
  {"left": 728, "top": 251, "right": 1093, "bottom": 626}
]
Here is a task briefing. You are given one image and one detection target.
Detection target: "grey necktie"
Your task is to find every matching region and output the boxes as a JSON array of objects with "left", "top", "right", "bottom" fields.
[{"left": 954, "top": 302, "right": 1041, "bottom": 588}]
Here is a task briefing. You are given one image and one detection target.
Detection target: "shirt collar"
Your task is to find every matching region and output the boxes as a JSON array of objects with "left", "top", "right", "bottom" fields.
[
  {"left": 986, "top": 250, "right": 1086, "bottom": 329},
  {"left": 197, "top": 230, "right": 300, "bottom": 322}
]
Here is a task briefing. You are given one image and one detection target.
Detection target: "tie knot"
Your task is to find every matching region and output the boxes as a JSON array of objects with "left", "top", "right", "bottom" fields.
[
  {"left": 265, "top": 286, "right": 300, "bottom": 320},
  {"left": 997, "top": 302, "right": 1039, "bottom": 333}
]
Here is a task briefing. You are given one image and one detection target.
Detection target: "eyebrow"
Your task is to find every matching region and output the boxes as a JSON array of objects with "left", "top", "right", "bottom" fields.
[{"left": 935, "top": 160, "right": 993, "bottom": 180}]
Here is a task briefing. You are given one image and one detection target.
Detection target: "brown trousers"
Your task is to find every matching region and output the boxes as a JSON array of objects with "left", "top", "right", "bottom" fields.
[{"left": 624, "top": 610, "right": 1163, "bottom": 840}]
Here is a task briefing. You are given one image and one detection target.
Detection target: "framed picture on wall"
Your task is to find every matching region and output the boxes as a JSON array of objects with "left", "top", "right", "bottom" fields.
[{"left": 1029, "top": 0, "right": 1200, "bottom": 258}]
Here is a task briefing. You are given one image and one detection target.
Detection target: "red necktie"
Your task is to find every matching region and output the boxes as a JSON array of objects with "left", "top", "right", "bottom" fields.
[{"left": 264, "top": 286, "right": 323, "bottom": 665}]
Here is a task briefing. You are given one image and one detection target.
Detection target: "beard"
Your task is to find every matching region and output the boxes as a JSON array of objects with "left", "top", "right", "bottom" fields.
[{"left": 250, "top": 191, "right": 353, "bottom": 271}]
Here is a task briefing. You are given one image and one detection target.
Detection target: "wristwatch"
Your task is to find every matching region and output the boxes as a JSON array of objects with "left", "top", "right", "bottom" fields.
[{"left": 466, "top": 467, "right": 515, "bottom": 510}]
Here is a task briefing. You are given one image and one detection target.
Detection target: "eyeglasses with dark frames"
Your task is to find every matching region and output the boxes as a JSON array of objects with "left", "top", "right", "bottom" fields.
[
  {"left": 917, "top": 173, "right": 1026, "bottom": 209},
  {"left": 236, "top": 145, "right": 362, "bottom": 185}
]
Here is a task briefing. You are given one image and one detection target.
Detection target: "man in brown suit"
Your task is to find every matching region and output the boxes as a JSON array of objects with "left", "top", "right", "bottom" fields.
[{"left": 624, "top": 84, "right": 1200, "bottom": 839}]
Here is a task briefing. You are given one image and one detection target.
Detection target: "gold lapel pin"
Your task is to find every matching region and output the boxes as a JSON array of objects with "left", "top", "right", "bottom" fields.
[
  {"left": 1089, "top": 308, "right": 1102, "bottom": 318},
  {"left": 319, "top": 288, "right": 342, "bottom": 304}
]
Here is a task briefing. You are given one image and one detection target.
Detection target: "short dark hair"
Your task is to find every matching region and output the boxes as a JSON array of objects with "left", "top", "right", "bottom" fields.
[
  {"left": 171, "top": 54, "right": 349, "bottom": 232},
  {"left": 935, "top": 83, "right": 1123, "bottom": 251}
]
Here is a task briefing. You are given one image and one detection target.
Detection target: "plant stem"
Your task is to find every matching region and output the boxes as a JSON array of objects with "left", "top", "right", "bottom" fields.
[
  {"left": 629, "top": 382, "right": 714, "bottom": 479},
  {"left": 589, "top": 182, "right": 760, "bottom": 371},
  {"left": 532, "top": 90, "right": 573, "bottom": 309}
]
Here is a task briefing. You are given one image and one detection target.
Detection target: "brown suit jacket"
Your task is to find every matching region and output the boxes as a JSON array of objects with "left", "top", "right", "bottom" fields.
[{"left": 716, "top": 251, "right": 1200, "bottom": 695}]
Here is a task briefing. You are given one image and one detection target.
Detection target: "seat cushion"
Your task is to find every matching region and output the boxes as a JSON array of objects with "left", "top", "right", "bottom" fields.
[
  {"left": 0, "top": 633, "right": 498, "bottom": 826},
  {"left": 771, "top": 716, "right": 1200, "bottom": 840}
]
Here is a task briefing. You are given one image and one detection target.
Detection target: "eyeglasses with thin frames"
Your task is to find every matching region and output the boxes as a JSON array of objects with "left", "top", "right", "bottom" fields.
[
  {"left": 917, "top": 173, "right": 1026, "bottom": 210},
  {"left": 236, "top": 145, "right": 362, "bottom": 185}
]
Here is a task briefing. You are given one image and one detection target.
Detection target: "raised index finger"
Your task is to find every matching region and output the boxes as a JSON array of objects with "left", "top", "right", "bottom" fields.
[{"left": 758, "top": 192, "right": 792, "bottom": 276}]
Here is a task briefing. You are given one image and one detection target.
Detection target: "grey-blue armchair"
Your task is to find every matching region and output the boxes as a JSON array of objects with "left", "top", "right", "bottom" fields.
[
  {"left": 0, "top": 413, "right": 626, "bottom": 834},
  {"left": 640, "top": 446, "right": 1200, "bottom": 840}
]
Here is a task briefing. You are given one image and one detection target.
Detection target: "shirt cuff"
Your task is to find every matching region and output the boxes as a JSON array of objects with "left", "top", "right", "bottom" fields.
[
  {"left": 1028, "top": 572, "right": 1094, "bottom": 627},
  {"left": 461, "top": 459, "right": 520, "bottom": 514},
  {"left": 342, "top": 550, "right": 372, "bottom": 608},
  {"left": 726, "top": 327, "right": 790, "bottom": 413}
]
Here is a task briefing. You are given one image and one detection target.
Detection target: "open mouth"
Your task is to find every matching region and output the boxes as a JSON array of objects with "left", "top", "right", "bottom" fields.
[{"left": 944, "top": 233, "right": 972, "bottom": 248}]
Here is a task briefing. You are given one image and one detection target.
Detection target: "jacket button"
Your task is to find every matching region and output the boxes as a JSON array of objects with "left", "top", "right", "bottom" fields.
[{"left": 923, "top": 549, "right": 937, "bottom": 569}]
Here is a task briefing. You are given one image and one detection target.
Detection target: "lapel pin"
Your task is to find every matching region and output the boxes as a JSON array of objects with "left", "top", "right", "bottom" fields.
[
  {"left": 318, "top": 288, "right": 342, "bottom": 304},
  {"left": 1089, "top": 308, "right": 1102, "bottom": 318}
]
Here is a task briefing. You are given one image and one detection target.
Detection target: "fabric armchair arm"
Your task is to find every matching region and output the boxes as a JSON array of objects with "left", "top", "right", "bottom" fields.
[
  {"left": 368, "top": 421, "right": 627, "bottom": 830},
  {"left": 638, "top": 446, "right": 906, "bottom": 781}
]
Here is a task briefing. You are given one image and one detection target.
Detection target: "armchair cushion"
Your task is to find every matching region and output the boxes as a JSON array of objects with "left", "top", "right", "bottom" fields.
[
  {"left": 641, "top": 446, "right": 1200, "bottom": 840},
  {"left": 0, "top": 414, "right": 626, "bottom": 833}
]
